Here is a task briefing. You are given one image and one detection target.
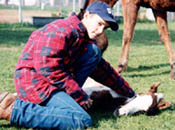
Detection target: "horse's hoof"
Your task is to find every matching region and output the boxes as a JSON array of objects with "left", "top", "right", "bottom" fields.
[
  {"left": 117, "top": 64, "right": 128, "bottom": 73},
  {"left": 170, "top": 70, "right": 175, "bottom": 80}
]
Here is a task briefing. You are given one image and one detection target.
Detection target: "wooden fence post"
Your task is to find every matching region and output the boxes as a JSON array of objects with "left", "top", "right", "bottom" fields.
[{"left": 18, "top": 0, "right": 22, "bottom": 23}]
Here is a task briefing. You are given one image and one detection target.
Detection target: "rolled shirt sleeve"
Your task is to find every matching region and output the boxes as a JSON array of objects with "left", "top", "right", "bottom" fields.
[{"left": 90, "top": 58, "right": 135, "bottom": 98}]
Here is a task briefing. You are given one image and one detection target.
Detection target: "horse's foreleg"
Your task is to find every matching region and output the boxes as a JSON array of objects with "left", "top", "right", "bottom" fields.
[
  {"left": 117, "top": 1, "right": 139, "bottom": 73},
  {"left": 153, "top": 10, "right": 175, "bottom": 79}
]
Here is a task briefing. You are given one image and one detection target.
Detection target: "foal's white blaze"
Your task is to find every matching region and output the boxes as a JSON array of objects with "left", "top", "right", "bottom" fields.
[{"left": 115, "top": 93, "right": 164, "bottom": 116}]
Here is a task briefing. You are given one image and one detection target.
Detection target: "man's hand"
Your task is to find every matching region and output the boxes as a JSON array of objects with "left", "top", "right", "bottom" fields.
[{"left": 82, "top": 98, "right": 93, "bottom": 110}]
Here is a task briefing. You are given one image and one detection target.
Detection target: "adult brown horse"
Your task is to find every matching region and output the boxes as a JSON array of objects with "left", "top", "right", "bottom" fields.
[{"left": 80, "top": 0, "right": 175, "bottom": 79}]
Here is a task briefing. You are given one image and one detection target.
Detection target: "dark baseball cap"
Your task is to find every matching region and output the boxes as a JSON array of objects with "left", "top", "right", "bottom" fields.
[{"left": 86, "top": 1, "right": 118, "bottom": 31}]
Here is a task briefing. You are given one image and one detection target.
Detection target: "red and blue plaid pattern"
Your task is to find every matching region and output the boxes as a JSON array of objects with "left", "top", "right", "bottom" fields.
[{"left": 14, "top": 13, "right": 135, "bottom": 106}]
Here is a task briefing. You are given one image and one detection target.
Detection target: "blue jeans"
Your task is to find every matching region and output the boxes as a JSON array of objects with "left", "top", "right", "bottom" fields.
[{"left": 11, "top": 44, "right": 102, "bottom": 130}]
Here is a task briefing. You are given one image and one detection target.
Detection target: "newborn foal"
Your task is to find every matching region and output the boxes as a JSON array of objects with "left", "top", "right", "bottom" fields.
[{"left": 82, "top": 78, "right": 171, "bottom": 116}]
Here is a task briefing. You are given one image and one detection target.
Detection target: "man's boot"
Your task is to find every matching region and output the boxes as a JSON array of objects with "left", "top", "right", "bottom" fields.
[{"left": 0, "top": 92, "right": 17, "bottom": 121}]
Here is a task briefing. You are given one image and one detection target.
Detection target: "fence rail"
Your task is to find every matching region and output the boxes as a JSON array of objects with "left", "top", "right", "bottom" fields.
[{"left": 0, "top": 0, "right": 175, "bottom": 24}]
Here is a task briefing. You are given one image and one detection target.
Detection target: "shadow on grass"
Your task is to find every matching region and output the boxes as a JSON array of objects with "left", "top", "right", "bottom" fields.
[
  {"left": 0, "top": 105, "right": 174, "bottom": 129},
  {"left": 0, "top": 110, "right": 116, "bottom": 129},
  {"left": 89, "top": 109, "right": 117, "bottom": 128},
  {"left": 1, "top": 23, "right": 174, "bottom": 47},
  {"left": 123, "top": 63, "right": 170, "bottom": 78},
  {"left": 0, "top": 124, "right": 26, "bottom": 130},
  {"left": 89, "top": 103, "right": 175, "bottom": 128},
  {"left": 107, "top": 29, "right": 175, "bottom": 47},
  {"left": 0, "top": 23, "right": 37, "bottom": 46},
  {"left": 0, "top": 124, "right": 11, "bottom": 128},
  {"left": 0, "top": 30, "right": 32, "bottom": 46},
  {"left": 90, "top": 103, "right": 175, "bottom": 127},
  {"left": 126, "top": 71, "right": 170, "bottom": 78}
]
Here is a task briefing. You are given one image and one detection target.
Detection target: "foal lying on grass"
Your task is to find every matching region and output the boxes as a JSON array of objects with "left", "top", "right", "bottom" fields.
[{"left": 82, "top": 78, "right": 171, "bottom": 116}]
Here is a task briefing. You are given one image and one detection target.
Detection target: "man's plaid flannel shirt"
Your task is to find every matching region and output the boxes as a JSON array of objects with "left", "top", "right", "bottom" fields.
[{"left": 14, "top": 13, "right": 135, "bottom": 105}]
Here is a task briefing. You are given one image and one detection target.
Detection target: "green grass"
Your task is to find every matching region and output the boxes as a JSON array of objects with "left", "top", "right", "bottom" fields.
[
  {"left": 89, "top": 22, "right": 175, "bottom": 130},
  {"left": 0, "top": 23, "right": 37, "bottom": 46},
  {"left": 0, "top": 22, "right": 175, "bottom": 130}
]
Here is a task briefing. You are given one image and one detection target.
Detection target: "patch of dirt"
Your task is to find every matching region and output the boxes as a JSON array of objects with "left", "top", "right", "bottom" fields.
[
  {"left": 0, "top": 9, "right": 58, "bottom": 23},
  {"left": 0, "top": 45, "right": 18, "bottom": 51}
]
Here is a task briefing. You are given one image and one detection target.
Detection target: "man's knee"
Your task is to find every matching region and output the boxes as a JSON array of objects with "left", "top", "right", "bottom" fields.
[{"left": 79, "top": 112, "right": 92, "bottom": 129}]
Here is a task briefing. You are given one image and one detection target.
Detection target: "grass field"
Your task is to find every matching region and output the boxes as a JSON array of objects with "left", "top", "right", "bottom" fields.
[{"left": 0, "top": 21, "right": 175, "bottom": 130}]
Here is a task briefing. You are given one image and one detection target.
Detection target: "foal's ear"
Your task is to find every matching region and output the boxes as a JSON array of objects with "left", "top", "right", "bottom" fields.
[
  {"left": 148, "top": 82, "right": 161, "bottom": 93},
  {"left": 157, "top": 100, "right": 171, "bottom": 110}
]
